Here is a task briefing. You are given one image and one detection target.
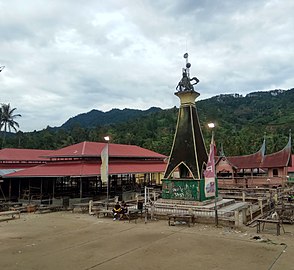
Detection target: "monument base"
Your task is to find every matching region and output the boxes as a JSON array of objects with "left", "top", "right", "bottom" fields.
[
  {"left": 162, "top": 178, "right": 218, "bottom": 202},
  {"left": 157, "top": 198, "right": 218, "bottom": 207}
]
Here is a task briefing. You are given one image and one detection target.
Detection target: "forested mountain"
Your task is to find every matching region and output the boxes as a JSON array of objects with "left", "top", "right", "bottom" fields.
[
  {"left": 196, "top": 88, "right": 294, "bottom": 155},
  {"left": 58, "top": 107, "right": 162, "bottom": 129},
  {"left": 2, "top": 88, "right": 294, "bottom": 156}
]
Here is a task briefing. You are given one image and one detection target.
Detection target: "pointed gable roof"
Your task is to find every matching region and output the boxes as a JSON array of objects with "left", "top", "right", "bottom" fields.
[
  {"left": 215, "top": 155, "right": 238, "bottom": 170},
  {"left": 220, "top": 136, "right": 292, "bottom": 170},
  {"left": 262, "top": 135, "right": 292, "bottom": 168},
  {"left": 45, "top": 141, "right": 166, "bottom": 159},
  {"left": 226, "top": 139, "right": 265, "bottom": 169}
]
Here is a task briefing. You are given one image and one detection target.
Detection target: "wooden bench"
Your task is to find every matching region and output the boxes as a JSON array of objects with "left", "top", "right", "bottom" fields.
[
  {"left": 72, "top": 203, "right": 89, "bottom": 213},
  {"left": 256, "top": 218, "right": 285, "bottom": 236},
  {"left": 96, "top": 208, "right": 140, "bottom": 223},
  {"left": 276, "top": 205, "right": 294, "bottom": 224},
  {"left": 0, "top": 210, "right": 21, "bottom": 221},
  {"left": 96, "top": 209, "right": 113, "bottom": 218},
  {"left": 36, "top": 205, "right": 63, "bottom": 214},
  {"left": 126, "top": 209, "right": 140, "bottom": 223},
  {"left": 9, "top": 206, "right": 27, "bottom": 213},
  {"left": 1, "top": 202, "right": 23, "bottom": 210},
  {"left": 168, "top": 214, "right": 195, "bottom": 227}
]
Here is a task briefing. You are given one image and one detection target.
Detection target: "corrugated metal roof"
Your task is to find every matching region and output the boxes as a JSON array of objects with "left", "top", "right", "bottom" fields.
[
  {"left": 4, "top": 161, "right": 166, "bottom": 178},
  {"left": 45, "top": 141, "right": 166, "bottom": 159},
  {"left": 0, "top": 169, "right": 23, "bottom": 176},
  {"left": 0, "top": 148, "right": 52, "bottom": 161}
]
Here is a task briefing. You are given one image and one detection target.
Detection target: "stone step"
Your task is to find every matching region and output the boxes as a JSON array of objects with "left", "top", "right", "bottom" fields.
[
  {"left": 197, "top": 199, "right": 236, "bottom": 210},
  {"left": 219, "top": 202, "right": 248, "bottom": 213},
  {"left": 154, "top": 198, "right": 236, "bottom": 211}
]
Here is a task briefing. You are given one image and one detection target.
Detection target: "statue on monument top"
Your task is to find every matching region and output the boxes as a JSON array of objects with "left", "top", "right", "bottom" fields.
[{"left": 176, "top": 53, "right": 199, "bottom": 92}]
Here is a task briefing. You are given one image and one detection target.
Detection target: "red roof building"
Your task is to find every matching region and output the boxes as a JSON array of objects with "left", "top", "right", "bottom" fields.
[
  {"left": 1, "top": 142, "right": 167, "bottom": 202},
  {"left": 289, "top": 155, "right": 294, "bottom": 173},
  {"left": 45, "top": 141, "right": 165, "bottom": 159},
  {"left": 216, "top": 136, "right": 292, "bottom": 187},
  {"left": 288, "top": 154, "right": 294, "bottom": 182},
  {"left": 0, "top": 148, "right": 52, "bottom": 169}
]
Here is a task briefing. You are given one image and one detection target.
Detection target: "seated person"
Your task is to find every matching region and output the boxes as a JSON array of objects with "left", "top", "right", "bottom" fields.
[
  {"left": 112, "top": 202, "right": 122, "bottom": 220},
  {"left": 121, "top": 201, "right": 128, "bottom": 219}
]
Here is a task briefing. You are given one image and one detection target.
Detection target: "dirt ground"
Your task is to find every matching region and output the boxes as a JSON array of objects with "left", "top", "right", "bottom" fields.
[{"left": 0, "top": 212, "right": 294, "bottom": 270}]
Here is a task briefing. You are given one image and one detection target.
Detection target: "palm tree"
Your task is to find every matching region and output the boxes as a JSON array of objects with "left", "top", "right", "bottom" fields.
[{"left": 0, "top": 103, "right": 21, "bottom": 148}]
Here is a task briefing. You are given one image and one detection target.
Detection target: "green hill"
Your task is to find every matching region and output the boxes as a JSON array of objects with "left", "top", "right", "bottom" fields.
[
  {"left": 3, "top": 88, "right": 294, "bottom": 155},
  {"left": 59, "top": 107, "right": 162, "bottom": 129}
]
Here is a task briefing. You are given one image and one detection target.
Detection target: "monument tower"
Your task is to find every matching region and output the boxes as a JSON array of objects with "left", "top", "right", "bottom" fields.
[{"left": 162, "top": 53, "right": 209, "bottom": 201}]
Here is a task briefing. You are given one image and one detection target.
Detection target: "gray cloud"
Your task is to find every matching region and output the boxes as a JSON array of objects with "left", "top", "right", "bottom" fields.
[{"left": 0, "top": 0, "right": 293, "bottom": 131}]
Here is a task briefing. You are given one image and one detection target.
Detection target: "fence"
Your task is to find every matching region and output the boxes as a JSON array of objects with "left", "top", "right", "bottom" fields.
[
  {"left": 152, "top": 202, "right": 235, "bottom": 221},
  {"left": 218, "top": 176, "right": 286, "bottom": 188}
]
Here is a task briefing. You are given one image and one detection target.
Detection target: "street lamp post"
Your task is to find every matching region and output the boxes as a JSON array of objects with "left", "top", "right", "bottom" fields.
[
  {"left": 104, "top": 136, "right": 110, "bottom": 208},
  {"left": 208, "top": 123, "right": 218, "bottom": 226}
]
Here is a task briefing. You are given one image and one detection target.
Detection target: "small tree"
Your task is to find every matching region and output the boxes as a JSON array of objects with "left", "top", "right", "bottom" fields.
[{"left": 0, "top": 103, "right": 21, "bottom": 148}]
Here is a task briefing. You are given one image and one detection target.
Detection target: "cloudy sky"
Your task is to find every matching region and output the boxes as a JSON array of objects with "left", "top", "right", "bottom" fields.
[{"left": 1, "top": 0, "right": 294, "bottom": 132}]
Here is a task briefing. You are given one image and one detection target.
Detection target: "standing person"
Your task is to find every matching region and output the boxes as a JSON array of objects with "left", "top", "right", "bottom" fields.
[
  {"left": 150, "top": 201, "right": 155, "bottom": 221},
  {"left": 274, "top": 192, "right": 278, "bottom": 205},
  {"left": 112, "top": 202, "right": 122, "bottom": 220}
]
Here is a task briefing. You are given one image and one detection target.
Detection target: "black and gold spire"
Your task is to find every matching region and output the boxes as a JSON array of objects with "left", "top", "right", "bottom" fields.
[{"left": 164, "top": 53, "right": 208, "bottom": 180}]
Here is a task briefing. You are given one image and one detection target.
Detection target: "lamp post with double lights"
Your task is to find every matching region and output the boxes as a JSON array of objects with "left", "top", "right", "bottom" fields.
[{"left": 207, "top": 122, "right": 218, "bottom": 226}]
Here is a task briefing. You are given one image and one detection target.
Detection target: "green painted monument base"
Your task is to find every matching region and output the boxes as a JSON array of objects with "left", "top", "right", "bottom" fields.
[{"left": 162, "top": 178, "right": 218, "bottom": 202}]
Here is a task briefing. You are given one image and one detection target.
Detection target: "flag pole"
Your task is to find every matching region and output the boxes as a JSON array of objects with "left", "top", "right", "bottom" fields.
[
  {"left": 106, "top": 141, "right": 109, "bottom": 209},
  {"left": 102, "top": 136, "right": 110, "bottom": 209},
  {"left": 213, "top": 129, "right": 218, "bottom": 226}
]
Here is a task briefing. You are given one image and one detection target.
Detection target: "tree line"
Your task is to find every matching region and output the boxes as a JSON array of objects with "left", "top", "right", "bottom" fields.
[{"left": 1, "top": 88, "right": 294, "bottom": 156}]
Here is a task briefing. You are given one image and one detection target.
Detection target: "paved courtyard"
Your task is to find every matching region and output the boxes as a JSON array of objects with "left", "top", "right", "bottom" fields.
[{"left": 0, "top": 212, "right": 293, "bottom": 270}]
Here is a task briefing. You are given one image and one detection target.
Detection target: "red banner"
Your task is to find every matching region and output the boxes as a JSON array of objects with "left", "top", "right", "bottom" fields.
[{"left": 204, "top": 141, "right": 216, "bottom": 197}]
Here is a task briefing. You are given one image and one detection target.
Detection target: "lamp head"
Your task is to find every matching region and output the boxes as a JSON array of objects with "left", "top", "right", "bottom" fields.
[
  {"left": 104, "top": 136, "right": 110, "bottom": 141},
  {"left": 208, "top": 123, "right": 215, "bottom": 129}
]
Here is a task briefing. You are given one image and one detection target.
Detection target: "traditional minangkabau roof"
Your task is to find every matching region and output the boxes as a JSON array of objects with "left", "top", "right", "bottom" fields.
[
  {"left": 221, "top": 135, "right": 292, "bottom": 169},
  {"left": 215, "top": 155, "right": 238, "bottom": 170},
  {"left": 44, "top": 141, "right": 166, "bottom": 159},
  {"left": 262, "top": 135, "right": 292, "bottom": 168},
  {"left": 225, "top": 138, "right": 265, "bottom": 169}
]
